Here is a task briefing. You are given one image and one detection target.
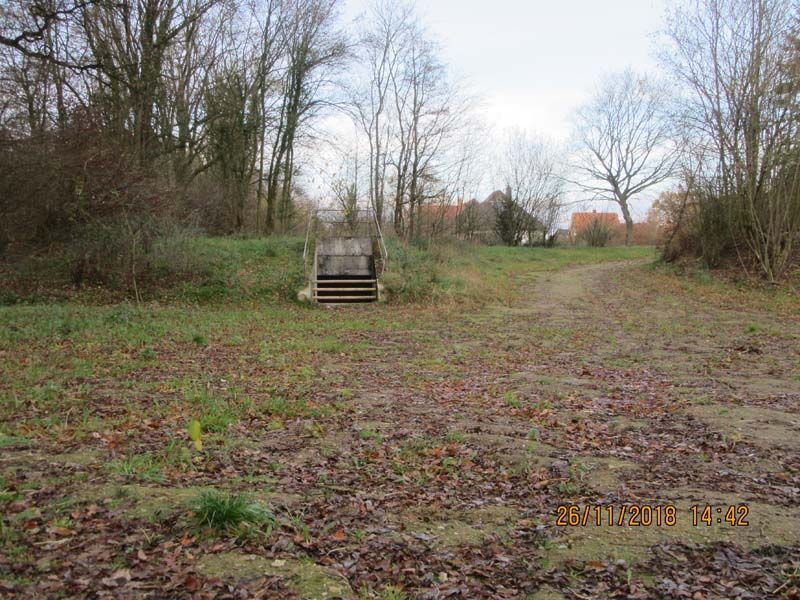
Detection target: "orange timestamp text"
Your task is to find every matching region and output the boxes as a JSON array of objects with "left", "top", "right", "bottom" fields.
[{"left": 556, "top": 504, "right": 750, "bottom": 528}]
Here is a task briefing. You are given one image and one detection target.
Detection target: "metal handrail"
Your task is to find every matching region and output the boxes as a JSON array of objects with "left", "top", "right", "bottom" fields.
[
  {"left": 302, "top": 204, "right": 388, "bottom": 280},
  {"left": 372, "top": 209, "right": 388, "bottom": 276},
  {"left": 302, "top": 207, "right": 313, "bottom": 279}
]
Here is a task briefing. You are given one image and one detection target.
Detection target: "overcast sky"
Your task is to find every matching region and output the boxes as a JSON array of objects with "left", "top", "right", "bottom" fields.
[
  {"left": 312, "top": 0, "right": 671, "bottom": 220},
  {"left": 343, "top": 0, "right": 668, "bottom": 141}
]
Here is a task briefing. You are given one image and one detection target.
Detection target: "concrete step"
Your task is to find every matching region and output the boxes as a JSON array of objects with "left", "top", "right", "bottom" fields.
[
  {"left": 314, "top": 287, "right": 376, "bottom": 292},
  {"left": 315, "top": 279, "right": 377, "bottom": 284},
  {"left": 314, "top": 294, "right": 377, "bottom": 300},
  {"left": 315, "top": 295, "right": 377, "bottom": 302},
  {"left": 314, "top": 274, "right": 378, "bottom": 304}
]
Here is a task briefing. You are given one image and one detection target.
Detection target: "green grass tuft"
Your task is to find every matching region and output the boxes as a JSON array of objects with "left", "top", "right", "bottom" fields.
[
  {"left": 190, "top": 490, "right": 273, "bottom": 532},
  {"left": 107, "top": 453, "right": 165, "bottom": 483},
  {"left": 359, "top": 428, "right": 383, "bottom": 444},
  {"left": 504, "top": 391, "right": 522, "bottom": 409}
]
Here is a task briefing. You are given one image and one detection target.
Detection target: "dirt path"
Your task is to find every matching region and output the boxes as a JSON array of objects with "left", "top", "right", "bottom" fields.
[
  {"left": 2, "top": 258, "right": 798, "bottom": 599},
  {"left": 261, "top": 258, "right": 799, "bottom": 597}
]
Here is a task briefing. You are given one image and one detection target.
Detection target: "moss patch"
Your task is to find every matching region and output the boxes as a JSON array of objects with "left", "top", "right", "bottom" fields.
[
  {"left": 0, "top": 449, "right": 43, "bottom": 478},
  {"left": 393, "top": 504, "right": 519, "bottom": 548},
  {"left": 80, "top": 484, "right": 210, "bottom": 520},
  {"left": 466, "top": 432, "right": 562, "bottom": 470},
  {"left": 581, "top": 457, "right": 637, "bottom": 493},
  {"left": 50, "top": 448, "right": 103, "bottom": 466},
  {"left": 686, "top": 404, "right": 799, "bottom": 450},
  {"left": 0, "top": 447, "right": 100, "bottom": 482},
  {"left": 527, "top": 585, "right": 568, "bottom": 600},
  {"left": 725, "top": 375, "right": 800, "bottom": 398},
  {"left": 195, "top": 553, "right": 353, "bottom": 599}
]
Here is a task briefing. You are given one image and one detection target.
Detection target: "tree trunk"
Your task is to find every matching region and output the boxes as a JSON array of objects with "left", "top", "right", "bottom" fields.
[{"left": 619, "top": 198, "right": 633, "bottom": 246}]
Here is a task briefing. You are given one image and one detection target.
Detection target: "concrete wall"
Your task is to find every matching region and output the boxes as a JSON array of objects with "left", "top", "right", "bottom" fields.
[
  {"left": 316, "top": 237, "right": 373, "bottom": 257},
  {"left": 316, "top": 237, "right": 375, "bottom": 277}
]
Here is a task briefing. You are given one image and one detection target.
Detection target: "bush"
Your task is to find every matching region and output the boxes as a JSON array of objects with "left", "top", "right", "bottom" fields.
[
  {"left": 657, "top": 175, "right": 800, "bottom": 282},
  {"left": 382, "top": 239, "right": 443, "bottom": 302},
  {"left": 654, "top": 189, "right": 698, "bottom": 262},
  {"left": 578, "top": 219, "right": 613, "bottom": 247},
  {"left": 69, "top": 216, "right": 211, "bottom": 298},
  {"left": 0, "top": 115, "right": 170, "bottom": 254}
]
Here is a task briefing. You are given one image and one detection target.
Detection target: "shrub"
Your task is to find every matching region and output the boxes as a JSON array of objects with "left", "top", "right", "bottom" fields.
[
  {"left": 69, "top": 216, "right": 210, "bottom": 297},
  {"left": 653, "top": 189, "right": 698, "bottom": 262},
  {"left": 0, "top": 115, "right": 175, "bottom": 253},
  {"left": 578, "top": 219, "right": 613, "bottom": 247},
  {"left": 381, "top": 239, "right": 443, "bottom": 302},
  {"left": 656, "top": 174, "right": 800, "bottom": 282}
]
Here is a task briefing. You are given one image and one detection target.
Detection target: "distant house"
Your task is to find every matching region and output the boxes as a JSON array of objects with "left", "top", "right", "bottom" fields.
[
  {"left": 418, "top": 196, "right": 496, "bottom": 242},
  {"left": 455, "top": 197, "right": 498, "bottom": 243},
  {"left": 417, "top": 202, "right": 465, "bottom": 237},
  {"left": 553, "top": 228, "right": 571, "bottom": 245},
  {"left": 569, "top": 210, "right": 620, "bottom": 242},
  {"left": 417, "top": 190, "right": 553, "bottom": 245}
]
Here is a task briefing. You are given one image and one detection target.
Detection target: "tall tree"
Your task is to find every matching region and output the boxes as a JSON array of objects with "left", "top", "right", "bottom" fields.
[
  {"left": 496, "top": 130, "right": 564, "bottom": 246},
  {"left": 205, "top": 63, "right": 259, "bottom": 231},
  {"left": 662, "top": 0, "right": 800, "bottom": 280},
  {"left": 389, "top": 23, "right": 462, "bottom": 239},
  {"left": 572, "top": 69, "right": 676, "bottom": 245},
  {"left": 81, "top": 0, "right": 219, "bottom": 163},
  {"left": 348, "top": 0, "right": 413, "bottom": 225},
  {"left": 263, "top": 0, "right": 346, "bottom": 233}
]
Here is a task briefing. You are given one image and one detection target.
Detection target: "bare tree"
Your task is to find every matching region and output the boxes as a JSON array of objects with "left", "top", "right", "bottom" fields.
[
  {"left": 662, "top": 0, "right": 800, "bottom": 281},
  {"left": 264, "top": 0, "right": 347, "bottom": 233},
  {"left": 80, "top": 0, "right": 221, "bottom": 164},
  {"left": 496, "top": 130, "right": 564, "bottom": 246},
  {"left": 0, "top": 0, "right": 99, "bottom": 69},
  {"left": 572, "top": 69, "right": 676, "bottom": 245},
  {"left": 204, "top": 57, "right": 259, "bottom": 232},
  {"left": 251, "top": 0, "right": 289, "bottom": 231},
  {"left": 347, "top": 1, "right": 472, "bottom": 240},
  {"left": 328, "top": 144, "right": 362, "bottom": 232},
  {"left": 390, "top": 24, "right": 466, "bottom": 239},
  {"left": 347, "top": 0, "right": 413, "bottom": 225},
  {"left": 419, "top": 115, "right": 485, "bottom": 240}
]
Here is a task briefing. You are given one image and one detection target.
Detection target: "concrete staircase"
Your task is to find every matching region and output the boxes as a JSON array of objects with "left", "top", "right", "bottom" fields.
[
  {"left": 314, "top": 275, "right": 378, "bottom": 304},
  {"left": 312, "top": 237, "right": 379, "bottom": 304}
]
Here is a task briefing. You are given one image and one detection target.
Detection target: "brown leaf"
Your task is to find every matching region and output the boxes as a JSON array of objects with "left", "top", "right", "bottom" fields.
[
  {"left": 101, "top": 568, "right": 131, "bottom": 587},
  {"left": 184, "top": 575, "right": 199, "bottom": 592}
]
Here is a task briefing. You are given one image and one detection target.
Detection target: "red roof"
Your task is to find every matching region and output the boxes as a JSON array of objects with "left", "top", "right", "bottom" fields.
[
  {"left": 570, "top": 211, "right": 620, "bottom": 233},
  {"left": 418, "top": 204, "right": 463, "bottom": 222}
]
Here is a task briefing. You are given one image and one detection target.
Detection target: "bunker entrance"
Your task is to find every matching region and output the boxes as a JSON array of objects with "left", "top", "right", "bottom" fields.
[{"left": 300, "top": 207, "right": 387, "bottom": 304}]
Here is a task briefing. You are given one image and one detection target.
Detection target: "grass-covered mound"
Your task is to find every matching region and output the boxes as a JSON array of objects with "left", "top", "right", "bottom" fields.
[
  {"left": 1, "top": 234, "right": 656, "bottom": 306},
  {"left": 382, "top": 239, "right": 655, "bottom": 304},
  {"left": 0, "top": 235, "right": 305, "bottom": 305}
]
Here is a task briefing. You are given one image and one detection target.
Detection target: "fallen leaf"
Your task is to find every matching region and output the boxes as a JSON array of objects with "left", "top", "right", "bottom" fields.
[{"left": 184, "top": 575, "right": 199, "bottom": 592}]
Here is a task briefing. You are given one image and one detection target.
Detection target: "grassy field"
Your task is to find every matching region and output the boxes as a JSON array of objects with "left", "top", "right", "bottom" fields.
[{"left": 1, "top": 239, "right": 798, "bottom": 598}]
